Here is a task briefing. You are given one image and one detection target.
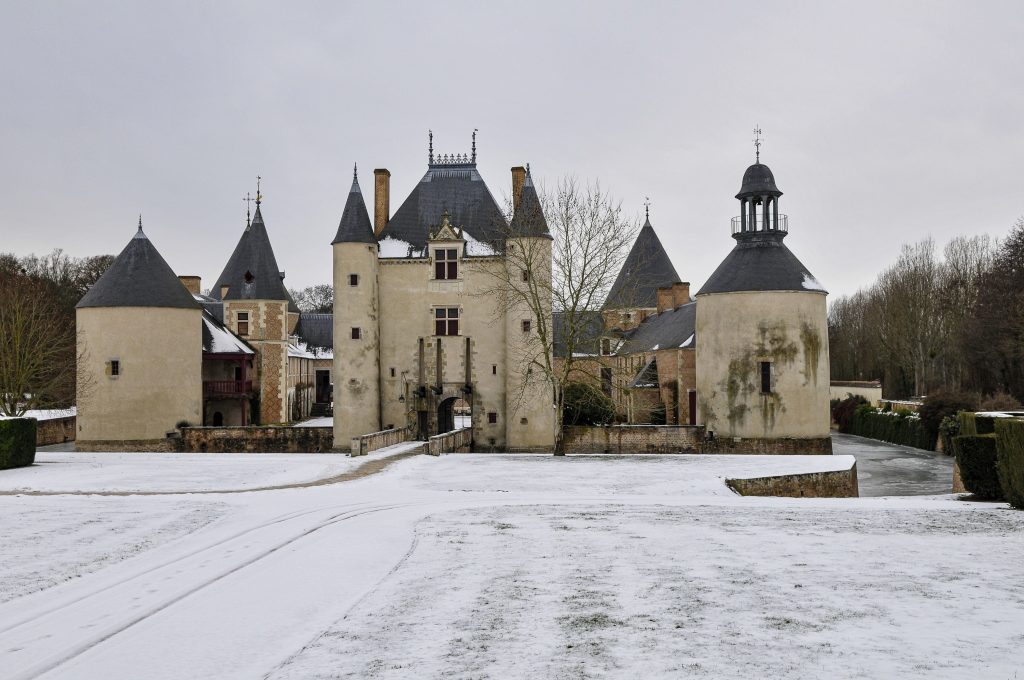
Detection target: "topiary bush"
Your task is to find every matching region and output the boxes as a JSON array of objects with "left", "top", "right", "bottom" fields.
[
  {"left": 850, "top": 404, "right": 932, "bottom": 449},
  {"left": 0, "top": 418, "right": 37, "bottom": 469},
  {"left": 952, "top": 434, "right": 1002, "bottom": 500},
  {"left": 831, "top": 395, "right": 867, "bottom": 433},
  {"left": 919, "top": 389, "right": 978, "bottom": 450},
  {"left": 994, "top": 419, "right": 1024, "bottom": 509},
  {"left": 563, "top": 382, "right": 615, "bottom": 426}
]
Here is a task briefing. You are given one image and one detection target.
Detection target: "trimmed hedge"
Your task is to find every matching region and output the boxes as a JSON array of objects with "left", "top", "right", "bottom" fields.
[
  {"left": 850, "top": 404, "right": 933, "bottom": 450},
  {"left": 563, "top": 382, "right": 615, "bottom": 426},
  {"left": 995, "top": 419, "right": 1024, "bottom": 509},
  {"left": 0, "top": 418, "right": 37, "bottom": 470},
  {"left": 952, "top": 434, "right": 1002, "bottom": 500}
]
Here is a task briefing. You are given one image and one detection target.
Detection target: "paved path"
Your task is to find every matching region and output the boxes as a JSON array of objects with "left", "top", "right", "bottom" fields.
[{"left": 832, "top": 432, "right": 954, "bottom": 496}]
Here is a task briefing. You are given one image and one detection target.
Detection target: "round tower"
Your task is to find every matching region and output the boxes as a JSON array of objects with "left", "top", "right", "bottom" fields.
[
  {"left": 695, "top": 160, "right": 831, "bottom": 453},
  {"left": 76, "top": 219, "right": 202, "bottom": 447},
  {"left": 332, "top": 166, "right": 381, "bottom": 449}
]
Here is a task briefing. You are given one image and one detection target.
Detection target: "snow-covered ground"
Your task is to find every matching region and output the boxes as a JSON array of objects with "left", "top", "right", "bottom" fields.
[{"left": 1, "top": 447, "right": 1021, "bottom": 679}]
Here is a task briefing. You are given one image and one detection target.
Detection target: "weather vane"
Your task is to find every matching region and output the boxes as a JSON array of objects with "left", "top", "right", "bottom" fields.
[
  {"left": 644, "top": 196, "right": 650, "bottom": 221},
  {"left": 255, "top": 175, "right": 262, "bottom": 207},
  {"left": 428, "top": 130, "right": 434, "bottom": 164},
  {"left": 243, "top": 192, "right": 254, "bottom": 226},
  {"left": 753, "top": 126, "right": 763, "bottom": 163},
  {"left": 472, "top": 128, "right": 478, "bottom": 163}
]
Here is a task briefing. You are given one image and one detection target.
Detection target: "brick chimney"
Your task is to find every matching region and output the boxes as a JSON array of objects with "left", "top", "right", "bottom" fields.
[
  {"left": 672, "top": 282, "right": 691, "bottom": 308},
  {"left": 373, "top": 168, "right": 391, "bottom": 236},
  {"left": 178, "top": 276, "right": 201, "bottom": 296},
  {"left": 656, "top": 286, "right": 674, "bottom": 314},
  {"left": 511, "top": 166, "right": 527, "bottom": 213}
]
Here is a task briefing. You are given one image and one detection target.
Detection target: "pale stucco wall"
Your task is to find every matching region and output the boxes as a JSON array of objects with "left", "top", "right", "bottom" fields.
[
  {"left": 695, "top": 290, "right": 830, "bottom": 440},
  {"left": 830, "top": 383, "right": 883, "bottom": 406},
  {"left": 333, "top": 242, "right": 381, "bottom": 447},
  {"left": 77, "top": 306, "right": 202, "bottom": 441}
]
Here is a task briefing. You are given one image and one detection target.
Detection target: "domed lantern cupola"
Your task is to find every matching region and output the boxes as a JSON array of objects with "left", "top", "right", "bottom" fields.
[{"left": 733, "top": 127, "right": 787, "bottom": 239}]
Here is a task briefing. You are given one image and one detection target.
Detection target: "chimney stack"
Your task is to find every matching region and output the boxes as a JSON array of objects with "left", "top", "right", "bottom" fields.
[
  {"left": 178, "top": 276, "right": 201, "bottom": 296},
  {"left": 511, "top": 166, "right": 527, "bottom": 213},
  {"left": 672, "top": 282, "right": 691, "bottom": 308},
  {"left": 656, "top": 286, "right": 674, "bottom": 314},
  {"left": 374, "top": 168, "right": 391, "bottom": 236}
]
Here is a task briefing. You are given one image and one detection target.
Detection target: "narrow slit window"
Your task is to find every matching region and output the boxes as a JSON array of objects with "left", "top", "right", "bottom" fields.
[
  {"left": 351, "top": 327, "right": 362, "bottom": 340},
  {"left": 492, "top": 364, "right": 497, "bottom": 375},
  {"left": 521, "top": 319, "right": 531, "bottom": 333},
  {"left": 349, "top": 273, "right": 359, "bottom": 286},
  {"left": 488, "top": 412, "right": 498, "bottom": 424},
  {"left": 521, "top": 269, "right": 529, "bottom": 282},
  {"left": 760, "top": 361, "right": 772, "bottom": 394},
  {"left": 390, "top": 367, "right": 396, "bottom": 378},
  {"left": 109, "top": 359, "right": 120, "bottom": 377},
  {"left": 435, "top": 307, "right": 459, "bottom": 336}
]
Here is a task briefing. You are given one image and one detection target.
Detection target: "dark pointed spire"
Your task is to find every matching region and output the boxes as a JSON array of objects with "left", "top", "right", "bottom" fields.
[
  {"left": 77, "top": 220, "right": 199, "bottom": 309},
  {"left": 508, "top": 164, "right": 551, "bottom": 240},
  {"left": 332, "top": 165, "right": 376, "bottom": 244},
  {"left": 212, "top": 201, "right": 295, "bottom": 308},
  {"left": 605, "top": 215, "right": 681, "bottom": 309}
]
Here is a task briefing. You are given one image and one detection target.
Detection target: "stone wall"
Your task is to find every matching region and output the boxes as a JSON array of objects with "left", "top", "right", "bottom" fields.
[
  {"left": 76, "top": 438, "right": 176, "bottom": 452},
  {"left": 351, "top": 427, "right": 410, "bottom": 456},
  {"left": 563, "top": 425, "right": 703, "bottom": 453},
  {"left": 702, "top": 435, "right": 833, "bottom": 455},
  {"left": 36, "top": 416, "right": 76, "bottom": 446},
  {"left": 726, "top": 464, "right": 859, "bottom": 498},
  {"left": 428, "top": 427, "right": 472, "bottom": 456},
  {"left": 178, "top": 426, "right": 334, "bottom": 453}
]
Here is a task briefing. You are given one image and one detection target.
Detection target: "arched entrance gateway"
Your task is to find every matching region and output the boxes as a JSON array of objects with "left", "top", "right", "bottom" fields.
[{"left": 436, "top": 396, "right": 472, "bottom": 435}]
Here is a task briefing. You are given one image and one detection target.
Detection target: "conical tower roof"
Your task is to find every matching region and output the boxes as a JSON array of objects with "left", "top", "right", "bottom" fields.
[
  {"left": 508, "top": 168, "right": 551, "bottom": 239},
  {"left": 211, "top": 205, "right": 295, "bottom": 309},
  {"left": 605, "top": 213, "right": 681, "bottom": 309},
  {"left": 696, "top": 232, "right": 825, "bottom": 294},
  {"left": 332, "top": 166, "right": 376, "bottom": 245},
  {"left": 77, "top": 221, "right": 198, "bottom": 309}
]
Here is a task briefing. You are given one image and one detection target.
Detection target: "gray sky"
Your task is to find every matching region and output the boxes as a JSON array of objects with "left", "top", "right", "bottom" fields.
[{"left": 2, "top": 1, "right": 1022, "bottom": 300}]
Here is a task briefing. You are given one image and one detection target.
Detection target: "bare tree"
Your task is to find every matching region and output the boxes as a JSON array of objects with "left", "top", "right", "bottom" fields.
[
  {"left": 290, "top": 284, "right": 334, "bottom": 313},
  {"left": 0, "top": 274, "right": 79, "bottom": 416},
  {"left": 473, "top": 176, "right": 640, "bottom": 452}
]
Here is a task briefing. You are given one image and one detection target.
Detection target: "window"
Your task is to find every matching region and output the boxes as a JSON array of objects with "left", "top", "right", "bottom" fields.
[
  {"left": 601, "top": 338, "right": 611, "bottom": 356},
  {"left": 760, "top": 361, "right": 772, "bottom": 394},
  {"left": 349, "top": 273, "right": 359, "bottom": 286},
  {"left": 488, "top": 412, "right": 498, "bottom": 424},
  {"left": 389, "top": 367, "right": 396, "bottom": 378},
  {"left": 521, "top": 270, "right": 530, "bottom": 282},
  {"left": 520, "top": 417, "right": 528, "bottom": 425},
  {"left": 434, "top": 248, "right": 458, "bottom": 280},
  {"left": 492, "top": 364, "right": 497, "bottom": 375},
  {"left": 351, "top": 327, "right": 362, "bottom": 340},
  {"left": 435, "top": 307, "right": 459, "bottom": 336},
  {"left": 108, "top": 359, "right": 120, "bottom": 377},
  {"left": 521, "top": 319, "right": 532, "bottom": 333},
  {"left": 237, "top": 312, "right": 249, "bottom": 336},
  {"left": 601, "top": 367, "right": 612, "bottom": 396}
]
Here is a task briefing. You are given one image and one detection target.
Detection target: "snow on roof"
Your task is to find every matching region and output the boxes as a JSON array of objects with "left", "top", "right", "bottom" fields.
[
  {"left": 378, "top": 236, "right": 423, "bottom": 258},
  {"left": 289, "top": 339, "right": 333, "bottom": 360},
  {"left": 202, "top": 312, "right": 254, "bottom": 355},
  {"left": 679, "top": 333, "right": 695, "bottom": 348},
  {"left": 0, "top": 407, "right": 76, "bottom": 421},
  {"left": 464, "top": 232, "right": 497, "bottom": 256},
  {"left": 802, "top": 273, "right": 826, "bottom": 291}
]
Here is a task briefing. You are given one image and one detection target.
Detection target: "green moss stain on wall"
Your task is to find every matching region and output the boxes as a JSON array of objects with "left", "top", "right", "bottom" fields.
[
  {"left": 717, "top": 320, "right": 798, "bottom": 436},
  {"left": 800, "top": 321, "right": 821, "bottom": 386}
]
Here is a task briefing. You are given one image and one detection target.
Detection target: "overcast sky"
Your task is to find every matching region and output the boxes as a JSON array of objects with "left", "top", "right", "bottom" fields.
[{"left": 2, "top": 1, "right": 1022, "bottom": 300}]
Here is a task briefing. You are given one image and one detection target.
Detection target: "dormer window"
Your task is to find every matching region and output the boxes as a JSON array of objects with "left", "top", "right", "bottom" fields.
[
  {"left": 244, "top": 270, "right": 254, "bottom": 284},
  {"left": 601, "top": 338, "right": 612, "bottom": 356},
  {"left": 435, "top": 248, "right": 458, "bottom": 280}
]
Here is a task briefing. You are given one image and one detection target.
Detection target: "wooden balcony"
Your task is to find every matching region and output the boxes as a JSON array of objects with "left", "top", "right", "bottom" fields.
[{"left": 203, "top": 380, "right": 253, "bottom": 397}]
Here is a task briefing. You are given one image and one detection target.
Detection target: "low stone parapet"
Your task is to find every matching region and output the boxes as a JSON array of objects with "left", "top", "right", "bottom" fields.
[
  {"left": 77, "top": 438, "right": 176, "bottom": 452},
  {"left": 351, "top": 427, "right": 411, "bottom": 457},
  {"left": 35, "top": 415, "right": 76, "bottom": 446},
  {"left": 702, "top": 436, "right": 833, "bottom": 455},
  {"left": 178, "top": 426, "right": 334, "bottom": 453},
  {"left": 726, "top": 463, "right": 859, "bottom": 498},
  {"left": 428, "top": 428, "right": 472, "bottom": 456},
  {"left": 563, "top": 425, "right": 703, "bottom": 454}
]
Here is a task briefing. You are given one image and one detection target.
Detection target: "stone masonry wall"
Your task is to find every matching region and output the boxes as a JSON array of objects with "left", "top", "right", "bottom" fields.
[
  {"left": 428, "top": 427, "right": 472, "bottom": 455},
  {"left": 563, "top": 425, "right": 703, "bottom": 453},
  {"left": 179, "top": 426, "right": 334, "bottom": 453},
  {"left": 36, "top": 416, "right": 76, "bottom": 445},
  {"left": 351, "top": 427, "right": 410, "bottom": 456},
  {"left": 727, "top": 464, "right": 859, "bottom": 498},
  {"left": 703, "top": 436, "right": 833, "bottom": 455}
]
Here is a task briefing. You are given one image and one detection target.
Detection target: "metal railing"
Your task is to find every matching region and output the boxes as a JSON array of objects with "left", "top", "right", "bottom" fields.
[
  {"left": 731, "top": 214, "right": 789, "bottom": 235},
  {"left": 203, "top": 380, "right": 253, "bottom": 396}
]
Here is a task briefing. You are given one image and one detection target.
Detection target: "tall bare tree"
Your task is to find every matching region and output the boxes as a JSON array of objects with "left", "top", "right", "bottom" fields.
[{"left": 473, "top": 176, "right": 640, "bottom": 452}]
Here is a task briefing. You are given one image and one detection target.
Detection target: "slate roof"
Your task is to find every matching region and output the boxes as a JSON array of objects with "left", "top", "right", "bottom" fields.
[
  {"left": 77, "top": 226, "right": 199, "bottom": 310},
  {"left": 696, "top": 232, "right": 826, "bottom": 295},
  {"left": 629, "top": 357, "right": 659, "bottom": 389},
  {"left": 294, "top": 313, "right": 333, "bottom": 351},
  {"left": 332, "top": 171, "right": 376, "bottom": 245},
  {"left": 737, "top": 163, "right": 782, "bottom": 198},
  {"left": 604, "top": 216, "right": 681, "bottom": 309},
  {"left": 618, "top": 301, "right": 697, "bottom": 355},
  {"left": 210, "top": 206, "right": 298, "bottom": 311},
  {"left": 379, "top": 162, "right": 507, "bottom": 249},
  {"left": 552, "top": 310, "right": 606, "bottom": 359},
  {"left": 508, "top": 170, "right": 551, "bottom": 239},
  {"left": 202, "top": 309, "right": 254, "bottom": 355}
]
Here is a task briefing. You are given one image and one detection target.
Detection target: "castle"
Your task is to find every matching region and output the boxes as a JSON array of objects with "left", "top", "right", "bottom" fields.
[{"left": 75, "top": 134, "right": 830, "bottom": 454}]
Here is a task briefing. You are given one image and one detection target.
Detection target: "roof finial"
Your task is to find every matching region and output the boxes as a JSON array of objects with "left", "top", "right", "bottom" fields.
[
  {"left": 428, "top": 130, "right": 434, "bottom": 164},
  {"left": 644, "top": 196, "right": 650, "bottom": 221},
  {"left": 137, "top": 214, "right": 143, "bottom": 231},
  {"left": 471, "top": 128, "right": 478, "bottom": 163},
  {"left": 753, "top": 126, "right": 763, "bottom": 163},
  {"left": 243, "top": 192, "right": 254, "bottom": 227},
  {"left": 353, "top": 162, "right": 358, "bottom": 181},
  {"left": 255, "top": 175, "right": 263, "bottom": 207}
]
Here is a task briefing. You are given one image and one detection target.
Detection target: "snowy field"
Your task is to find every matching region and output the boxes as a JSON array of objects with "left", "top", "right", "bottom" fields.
[{"left": 1, "top": 446, "right": 1022, "bottom": 679}]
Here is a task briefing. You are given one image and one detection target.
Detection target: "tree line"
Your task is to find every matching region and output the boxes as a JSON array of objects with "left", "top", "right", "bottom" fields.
[
  {"left": 0, "top": 249, "right": 114, "bottom": 415},
  {"left": 829, "top": 217, "right": 1024, "bottom": 403}
]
